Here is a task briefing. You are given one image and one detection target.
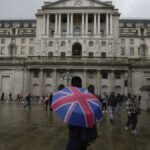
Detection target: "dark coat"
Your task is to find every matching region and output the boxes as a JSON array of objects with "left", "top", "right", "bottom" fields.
[
  {"left": 66, "top": 126, "right": 87, "bottom": 150},
  {"left": 108, "top": 95, "right": 117, "bottom": 107}
]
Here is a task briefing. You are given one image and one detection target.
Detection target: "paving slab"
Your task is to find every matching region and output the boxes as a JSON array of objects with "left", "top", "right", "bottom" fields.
[{"left": 0, "top": 103, "right": 150, "bottom": 150}]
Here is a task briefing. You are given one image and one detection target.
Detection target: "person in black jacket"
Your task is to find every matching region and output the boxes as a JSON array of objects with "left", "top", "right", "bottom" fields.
[
  {"left": 66, "top": 125, "right": 87, "bottom": 150},
  {"left": 66, "top": 125, "right": 97, "bottom": 150},
  {"left": 49, "top": 93, "right": 53, "bottom": 111},
  {"left": 24, "top": 93, "right": 32, "bottom": 109},
  {"left": 108, "top": 92, "right": 117, "bottom": 123}
]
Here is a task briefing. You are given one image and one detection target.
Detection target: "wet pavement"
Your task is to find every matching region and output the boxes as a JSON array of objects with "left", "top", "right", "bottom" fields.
[{"left": 0, "top": 103, "right": 150, "bottom": 150}]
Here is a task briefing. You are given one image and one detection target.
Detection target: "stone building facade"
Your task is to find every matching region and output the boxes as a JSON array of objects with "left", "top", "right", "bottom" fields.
[{"left": 0, "top": 0, "right": 150, "bottom": 100}]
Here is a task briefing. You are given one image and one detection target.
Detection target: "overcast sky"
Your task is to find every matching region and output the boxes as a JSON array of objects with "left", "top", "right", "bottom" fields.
[{"left": 0, "top": 0, "right": 150, "bottom": 19}]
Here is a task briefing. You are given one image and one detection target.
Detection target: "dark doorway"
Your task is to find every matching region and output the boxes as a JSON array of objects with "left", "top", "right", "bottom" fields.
[
  {"left": 88, "top": 85, "right": 95, "bottom": 94},
  {"left": 72, "top": 42, "right": 82, "bottom": 57},
  {"left": 71, "top": 76, "right": 82, "bottom": 88},
  {"left": 58, "top": 84, "right": 65, "bottom": 90}
]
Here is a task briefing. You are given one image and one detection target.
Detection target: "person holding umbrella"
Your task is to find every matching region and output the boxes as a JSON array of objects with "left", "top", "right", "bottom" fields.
[{"left": 51, "top": 85, "right": 103, "bottom": 150}]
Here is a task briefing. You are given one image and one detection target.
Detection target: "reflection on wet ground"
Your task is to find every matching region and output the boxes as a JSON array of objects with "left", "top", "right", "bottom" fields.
[{"left": 0, "top": 103, "right": 150, "bottom": 150}]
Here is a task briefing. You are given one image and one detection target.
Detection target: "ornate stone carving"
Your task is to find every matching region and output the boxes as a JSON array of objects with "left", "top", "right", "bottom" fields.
[{"left": 74, "top": 0, "right": 82, "bottom": 6}]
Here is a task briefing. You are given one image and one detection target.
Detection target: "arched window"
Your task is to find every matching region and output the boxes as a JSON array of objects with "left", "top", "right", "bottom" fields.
[
  {"left": 32, "top": 84, "right": 39, "bottom": 96},
  {"left": 45, "top": 84, "right": 51, "bottom": 95},
  {"left": 102, "top": 41, "right": 106, "bottom": 47},
  {"left": 115, "top": 86, "right": 121, "bottom": 94},
  {"left": 49, "top": 41, "right": 53, "bottom": 47},
  {"left": 101, "top": 85, "right": 108, "bottom": 94},
  {"left": 89, "top": 41, "right": 94, "bottom": 47},
  {"left": 71, "top": 76, "right": 82, "bottom": 88},
  {"left": 72, "top": 42, "right": 82, "bottom": 57},
  {"left": 61, "top": 41, "right": 66, "bottom": 47},
  {"left": 138, "top": 44, "right": 146, "bottom": 56}
]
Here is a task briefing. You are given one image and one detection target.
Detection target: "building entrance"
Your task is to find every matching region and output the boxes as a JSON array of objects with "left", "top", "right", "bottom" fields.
[{"left": 71, "top": 76, "right": 82, "bottom": 88}]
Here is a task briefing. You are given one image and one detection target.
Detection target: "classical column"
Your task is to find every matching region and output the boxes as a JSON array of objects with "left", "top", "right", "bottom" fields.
[
  {"left": 55, "top": 14, "right": 58, "bottom": 36},
  {"left": 67, "top": 14, "right": 70, "bottom": 35},
  {"left": 110, "top": 71, "right": 115, "bottom": 92},
  {"left": 23, "top": 68, "right": 31, "bottom": 97},
  {"left": 70, "top": 14, "right": 73, "bottom": 35},
  {"left": 43, "top": 14, "right": 46, "bottom": 35},
  {"left": 53, "top": 69, "right": 57, "bottom": 92},
  {"left": 97, "top": 70, "right": 101, "bottom": 95},
  {"left": 106, "top": 13, "right": 109, "bottom": 36},
  {"left": 98, "top": 13, "right": 101, "bottom": 35},
  {"left": 58, "top": 14, "right": 62, "bottom": 36},
  {"left": 82, "top": 13, "right": 85, "bottom": 35},
  {"left": 46, "top": 14, "right": 50, "bottom": 36},
  {"left": 39, "top": 69, "right": 44, "bottom": 97},
  {"left": 85, "top": 13, "right": 88, "bottom": 35},
  {"left": 110, "top": 14, "right": 113, "bottom": 35},
  {"left": 94, "top": 13, "right": 97, "bottom": 35},
  {"left": 128, "top": 69, "right": 132, "bottom": 94},
  {"left": 124, "top": 71, "right": 128, "bottom": 95},
  {"left": 83, "top": 69, "right": 87, "bottom": 88}
]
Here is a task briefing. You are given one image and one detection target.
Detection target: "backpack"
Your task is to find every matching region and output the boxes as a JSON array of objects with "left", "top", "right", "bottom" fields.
[{"left": 80, "top": 125, "right": 98, "bottom": 144}]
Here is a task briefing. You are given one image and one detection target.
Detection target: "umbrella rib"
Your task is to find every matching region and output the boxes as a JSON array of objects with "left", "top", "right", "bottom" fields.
[
  {"left": 64, "top": 102, "right": 77, "bottom": 124},
  {"left": 69, "top": 86, "right": 95, "bottom": 127},
  {"left": 52, "top": 86, "right": 102, "bottom": 128},
  {"left": 52, "top": 94, "right": 76, "bottom": 109}
]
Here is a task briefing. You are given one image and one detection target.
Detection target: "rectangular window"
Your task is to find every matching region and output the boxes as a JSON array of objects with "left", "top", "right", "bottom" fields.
[
  {"left": 29, "top": 38, "right": 34, "bottom": 44},
  {"left": 61, "top": 52, "right": 66, "bottom": 57},
  {"left": 21, "top": 39, "right": 26, "bottom": 44},
  {"left": 88, "top": 72, "right": 94, "bottom": 79},
  {"left": 33, "top": 71, "right": 39, "bottom": 78},
  {"left": 146, "top": 78, "right": 150, "bottom": 85},
  {"left": 121, "top": 47, "right": 125, "bottom": 56},
  {"left": 121, "top": 39, "right": 125, "bottom": 44},
  {"left": 46, "top": 71, "right": 52, "bottom": 78},
  {"left": 101, "top": 52, "right": 106, "bottom": 58},
  {"left": 21, "top": 47, "right": 25, "bottom": 55},
  {"left": 88, "top": 52, "right": 93, "bottom": 58},
  {"left": 48, "top": 52, "right": 53, "bottom": 57},
  {"left": 115, "top": 72, "right": 121, "bottom": 79},
  {"left": 130, "top": 39, "right": 134, "bottom": 44},
  {"left": 102, "top": 72, "right": 108, "bottom": 79},
  {"left": 29, "top": 47, "right": 34, "bottom": 55},
  {"left": 1, "top": 39, "right": 5, "bottom": 44},
  {"left": 125, "top": 80, "right": 128, "bottom": 87},
  {"left": 130, "top": 47, "right": 134, "bottom": 56},
  {"left": 0, "top": 47, "right": 5, "bottom": 54}
]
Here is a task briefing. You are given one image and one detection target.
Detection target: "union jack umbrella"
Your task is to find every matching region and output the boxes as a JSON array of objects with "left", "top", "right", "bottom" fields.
[{"left": 51, "top": 86, "right": 103, "bottom": 128}]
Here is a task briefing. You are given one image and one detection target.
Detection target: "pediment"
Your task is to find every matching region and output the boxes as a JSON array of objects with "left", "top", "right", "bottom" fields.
[{"left": 43, "top": 0, "right": 114, "bottom": 9}]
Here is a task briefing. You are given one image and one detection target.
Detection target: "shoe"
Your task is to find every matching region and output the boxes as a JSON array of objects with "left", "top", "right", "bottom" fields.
[
  {"left": 131, "top": 130, "right": 137, "bottom": 135},
  {"left": 125, "top": 126, "right": 128, "bottom": 131},
  {"left": 110, "top": 119, "right": 113, "bottom": 124}
]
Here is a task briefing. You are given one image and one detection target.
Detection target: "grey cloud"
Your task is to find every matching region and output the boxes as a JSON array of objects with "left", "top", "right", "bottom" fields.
[{"left": 0, "top": 0, "right": 149, "bottom": 19}]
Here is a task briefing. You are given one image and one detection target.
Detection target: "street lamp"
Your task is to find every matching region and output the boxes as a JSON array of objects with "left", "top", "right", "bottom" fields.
[{"left": 61, "top": 72, "right": 74, "bottom": 86}]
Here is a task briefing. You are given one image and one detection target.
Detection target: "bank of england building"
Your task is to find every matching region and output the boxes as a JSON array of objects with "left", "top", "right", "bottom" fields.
[{"left": 0, "top": 0, "right": 150, "bottom": 107}]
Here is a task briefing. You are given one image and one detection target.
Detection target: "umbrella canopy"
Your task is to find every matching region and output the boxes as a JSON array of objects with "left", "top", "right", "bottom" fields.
[{"left": 51, "top": 86, "right": 103, "bottom": 128}]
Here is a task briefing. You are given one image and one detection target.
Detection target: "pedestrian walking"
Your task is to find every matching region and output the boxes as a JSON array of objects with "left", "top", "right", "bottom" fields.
[
  {"left": 1, "top": 92, "right": 4, "bottom": 101},
  {"left": 24, "top": 93, "right": 32, "bottom": 109},
  {"left": 66, "top": 124, "right": 98, "bottom": 150},
  {"left": 125, "top": 94, "right": 140, "bottom": 135},
  {"left": 16, "top": 93, "right": 21, "bottom": 102},
  {"left": 115, "top": 93, "right": 122, "bottom": 113},
  {"left": 44, "top": 95, "right": 49, "bottom": 112},
  {"left": 102, "top": 92, "right": 108, "bottom": 112},
  {"left": 49, "top": 93, "right": 53, "bottom": 111},
  {"left": 108, "top": 92, "right": 117, "bottom": 123},
  {"left": 9, "top": 92, "right": 13, "bottom": 101}
]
